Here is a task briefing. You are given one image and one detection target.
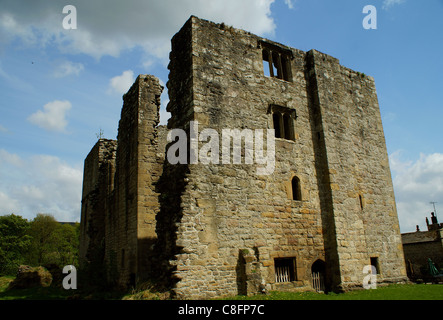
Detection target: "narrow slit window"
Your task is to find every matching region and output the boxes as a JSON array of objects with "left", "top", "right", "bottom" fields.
[
  {"left": 359, "top": 195, "right": 364, "bottom": 210},
  {"left": 273, "top": 112, "right": 282, "bottom": 139},
  {"left": 283, "top": 113, "right": 293, "bottom": 140},
  {"left": 262, "top": 49, "right": 272, "bottom": 77},
  {"left": 292, "top": 176, "right": 301, "bottom": 201}
]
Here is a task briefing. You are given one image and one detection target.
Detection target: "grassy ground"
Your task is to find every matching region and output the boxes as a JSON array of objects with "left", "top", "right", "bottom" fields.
[
  {"left": 1, "top": 276, "right": 442, "bottom": 300},
  {"left": 0, "top": 276, "right": 68, "bottom": 300},
  {"left": 225, "top": 284, "right": 443, "bottom": 300},
  {"left": 0, "top": 276, "right": 125, "bottom": 300}
]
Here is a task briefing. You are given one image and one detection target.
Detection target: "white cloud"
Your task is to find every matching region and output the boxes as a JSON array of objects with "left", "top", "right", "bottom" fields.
[
  {"left": 0, "top": 0, "right": 277, "bottom": 61},
  {"left": 0, "top": 149, "right": 83, "bottom": 222},
  {"left": 0, "top": 149, "right": 23, "bottom": 167},
  {"left": 160, "top": 95, "right": 171, "bottom": 125},
  {"left": 108, "top": 70, "right": 135, "bottom": 95},
  {"left": 0, "top": 12, "right": 39, "bottom": 46},
  {"left": 0, "top": 191, "right": 20, "bottom": 216},
  {"left": 390, "top": 151, "right": 443, "bottom": 232},
  {"left": 382, "top": 0, "right": 406, "bottom": 10},
  {"left": 284, "top": 0, "right": 295, "bottom": 9},
  {"left": 27, "top": 100, "right": 72, "bottom": 132},
  {"left": 142, "top": 58, "right": 155, "bottom": 71},
  {"left": 53, "top": 61, "right": 84, "bottom": 78}
]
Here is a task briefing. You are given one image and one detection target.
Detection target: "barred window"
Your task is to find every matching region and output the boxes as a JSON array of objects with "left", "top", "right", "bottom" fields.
[{"left": 274, "top": 257, "right": 297, "bottom": 283}]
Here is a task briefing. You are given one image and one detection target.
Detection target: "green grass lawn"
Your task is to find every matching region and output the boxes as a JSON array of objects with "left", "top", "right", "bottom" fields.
[
  {"left": 0, "top": 276, "right": 73, "bottom": 300},
  {"left": 226, "top": 284, "right": 443, "bottom": 300},
  {"left": 1, "top": 275, "right": 442, "bottom": 300},
  {"left": 0, "top": 276, "right": 123, "bottom": 300}
]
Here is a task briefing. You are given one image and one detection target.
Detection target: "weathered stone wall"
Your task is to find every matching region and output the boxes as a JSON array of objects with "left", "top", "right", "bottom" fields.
[
  {"left": 79, "top": 139, "right": 117, "bottom": 274},
  {"left": 80, "top": 77, "right": 164, "bottom": 288},
  {"left": 161, "top": 17, "right": 323, "bottom": 299},
  {"left": 133, "top": 76, "right": 164, "bottom": 284},
  {"left": 306, "top": 50, "right": 408, "bottom": 289},
  {"left": 162, "top": 16, "right": 407, "bottom": 298},
  {"left": 152, "top": 18, "right": 195, "bottom": 291},
  {"left": 80, "top": 15, "right": 407, "bottom": 299},
  {"left": 104, "top": 75, "right": 164, "bottom": 287}
]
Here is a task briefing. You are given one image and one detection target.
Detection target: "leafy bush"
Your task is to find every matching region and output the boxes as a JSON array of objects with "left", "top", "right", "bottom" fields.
[
  {"left": 0, "top": 214, "right": 32, "bottom": 276},
  {"left": 25, "top": 214, "right": 79, "bottom": 268},
  {"left": 0, "top": 213, "right": 79, "bottom": 276}
]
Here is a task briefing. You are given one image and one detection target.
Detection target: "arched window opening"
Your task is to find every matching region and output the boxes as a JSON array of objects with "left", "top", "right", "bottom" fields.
[
  {"left": 269, "top": 105, "right": 296, "bottom": 141},
  {"left": 292, "top": 176, "right": 301, "bottom": 201}
]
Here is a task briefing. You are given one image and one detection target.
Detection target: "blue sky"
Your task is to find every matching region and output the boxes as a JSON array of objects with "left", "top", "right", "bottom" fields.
[{"left": 0, "top": 0, "right": 442, "bottom": 232}]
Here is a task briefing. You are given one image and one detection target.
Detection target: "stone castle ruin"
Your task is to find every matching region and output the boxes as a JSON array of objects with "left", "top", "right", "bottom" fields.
[{"left": 79, "top": 16, "right": 408, "bottom": 299}]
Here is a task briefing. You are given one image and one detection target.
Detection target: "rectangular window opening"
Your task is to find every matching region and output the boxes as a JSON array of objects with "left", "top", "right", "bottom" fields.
[
  {"left": 273, "top": 112, "right": 282, "bottom": 139},
  {"left": 261, "top": 42, "right": 292, "bottom": 82},
  {"left": 274, "top": 257, "right": 296, "bottom": 283},
  {"left": 263, "top": 50, "right": 271, "bottom": 77}
]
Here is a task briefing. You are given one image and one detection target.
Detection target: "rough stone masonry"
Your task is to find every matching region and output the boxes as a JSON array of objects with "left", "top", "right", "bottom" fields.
[{"left": 79, "top": 16, "right": 408, "bottom": 299}]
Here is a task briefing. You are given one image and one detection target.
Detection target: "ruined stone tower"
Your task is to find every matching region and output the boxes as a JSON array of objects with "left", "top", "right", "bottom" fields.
[{"left": 79, "top": 16, "right": 408, "bottom": 299}]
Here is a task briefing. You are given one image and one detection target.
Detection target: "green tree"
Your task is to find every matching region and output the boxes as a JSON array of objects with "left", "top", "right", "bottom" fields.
[
  {"left": 0, "top": 214, "right": 32, "bottom": 275},
  {"left": 26, "top": 214, "right": 79, "bottom": 268},
  {"left": 26, "top": 214, "right": 59, "bottom": 266},
  {"left": 51, "top": 223, "right": 79, "bottom": 267}
]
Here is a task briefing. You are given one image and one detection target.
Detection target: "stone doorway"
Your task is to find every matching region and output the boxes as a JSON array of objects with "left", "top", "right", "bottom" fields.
[{"left": 311, "top": 259, "right": 326, "bottom": 292}]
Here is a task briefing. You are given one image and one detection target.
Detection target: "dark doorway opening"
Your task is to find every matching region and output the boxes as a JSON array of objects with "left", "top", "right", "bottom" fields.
[{"left": 311, "top": 259, "right": 326, "bottom": 292}]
